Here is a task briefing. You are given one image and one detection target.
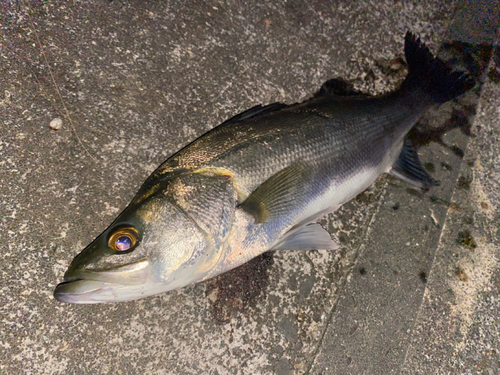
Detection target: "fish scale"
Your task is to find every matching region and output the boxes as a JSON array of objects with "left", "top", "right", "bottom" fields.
[{"left": 206, "top": 96, "right": 412, "bottom": 197}]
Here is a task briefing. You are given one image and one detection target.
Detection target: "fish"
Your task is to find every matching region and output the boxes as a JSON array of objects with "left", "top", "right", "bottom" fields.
[{"left": 54, "top": 32, "right": 472, "bottom": 303}]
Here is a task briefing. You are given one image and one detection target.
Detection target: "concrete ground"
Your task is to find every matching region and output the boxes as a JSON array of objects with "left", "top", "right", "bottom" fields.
[{"left": 0, "top": 1, "right": 498, "bottom": 374}]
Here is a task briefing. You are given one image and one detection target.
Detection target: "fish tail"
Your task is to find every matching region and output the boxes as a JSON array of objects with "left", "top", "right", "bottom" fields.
[{"left": 402, "top": 32, "right": 474, "bottom": 104}]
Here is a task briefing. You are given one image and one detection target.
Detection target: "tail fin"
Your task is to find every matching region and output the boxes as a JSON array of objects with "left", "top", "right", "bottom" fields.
[{"left": 402, "top": 32, "right": 474, "bottom": 104}]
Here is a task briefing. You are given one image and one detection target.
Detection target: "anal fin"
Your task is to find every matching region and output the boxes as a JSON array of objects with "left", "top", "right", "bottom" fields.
[
  {"left": 390, "top": 138, "right": 439, "bottom": 190},
  {"left": 272, "top": 224, "right": 340, "bottom": 251}
]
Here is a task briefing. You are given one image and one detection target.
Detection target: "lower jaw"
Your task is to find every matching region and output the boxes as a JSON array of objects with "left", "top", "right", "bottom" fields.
[
  {"left": 53, "top": 279, "right": 158, "bottom": 304},
  {"left": 54, "top": 279, "right": 125, "bottom": 304}
]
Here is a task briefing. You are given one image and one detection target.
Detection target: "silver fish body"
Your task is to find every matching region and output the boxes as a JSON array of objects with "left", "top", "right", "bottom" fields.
[{"left": 54, "top": 33, "right": 472, "bottom": 303}]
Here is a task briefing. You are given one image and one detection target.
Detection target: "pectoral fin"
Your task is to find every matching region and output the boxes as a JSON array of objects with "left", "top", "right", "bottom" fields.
[
  {"left": 390, "top": 139, "right": 438, "bottom": 190},
  {"left": 239, "top": 163, "right": 312, "bottom": 223},
  {"left": 272, "top": 224, "right": 340, "bottom": 251}
]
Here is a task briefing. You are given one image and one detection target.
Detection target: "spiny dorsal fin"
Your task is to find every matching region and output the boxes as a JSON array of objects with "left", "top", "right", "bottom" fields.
[{"left": 220, "top": 102, "right": 289, "bottom": 126}]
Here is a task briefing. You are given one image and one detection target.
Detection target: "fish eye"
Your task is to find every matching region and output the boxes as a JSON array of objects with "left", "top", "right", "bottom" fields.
[{"left": 108, "top": 227, "right": 139, "bottom": 252}]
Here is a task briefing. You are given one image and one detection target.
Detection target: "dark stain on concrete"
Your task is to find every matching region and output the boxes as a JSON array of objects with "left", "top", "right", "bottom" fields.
[
  {"left": 462, "top": 216, "right": 474, "bottom": 225},
  {"left": 406, "top": 188, "right": 425, "bottom": 199},
  {"left": 336, "top": 232, "right": 349, "bottom": 245},
  {"left": 355, "top": 188, "right": 380, "bottom": 205},
  {"left": 441, "top": 162, "right": 453, "bottom": 171},
  {"left": 205, "top": 252, "right": 274, "bottom": 325},
  {"left": 456, "top": 230, "right": 477, "bottom": 250},
  {"left": 419, "top": 271, "right": 428, "bottom": 283},
  {"left": 430, "top": 196, "right": 460, "bottom": 212},
  {"left": 455, "top": 266, "right": 469, "bottom": 282},
  {"left": 424, "top": 162, "right": 435, "bottom": 172},
  {"left": 457, "top": 175, "right": 472, "bottom": 190},
  {"left": 488, "top": 66, "right": 500, "bottom": 84}
]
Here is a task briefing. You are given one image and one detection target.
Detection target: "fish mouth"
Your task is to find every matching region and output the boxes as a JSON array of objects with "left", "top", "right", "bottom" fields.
[
  {"left": 54, "top": 279, "right": 127, "bottom": 304},
  {"left": 53, "top": 277, "right": 155, "bottom": 304},
  {"left": 54, "top": 259, "right": 152, "bottom": 304}
]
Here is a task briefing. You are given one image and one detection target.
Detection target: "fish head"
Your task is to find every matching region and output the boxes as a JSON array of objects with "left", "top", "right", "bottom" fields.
[{"left": 54, "top": 195, "right": 212, "bottom": 304}]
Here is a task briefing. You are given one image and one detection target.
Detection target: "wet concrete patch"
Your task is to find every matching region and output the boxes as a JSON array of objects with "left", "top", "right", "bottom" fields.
[
  {"left": 406, "top": 40, "right": 494, "bottom": 168},
  {"left": 205, "top": 252, "right": 274, "bottom": 324},
  {"left": 409, "top": 108, "right": 474, "bottom": 157}
]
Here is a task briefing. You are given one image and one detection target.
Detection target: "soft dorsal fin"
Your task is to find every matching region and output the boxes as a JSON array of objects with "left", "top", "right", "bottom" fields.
[
  {"left": 238, "top": 163, "right": 312, "bottom": 224},
  {"left": 390, "top": 138, "right": 439, "bottom": 190},
  {"left": 220, "top": 102, "right": 289, "bottom": 126},
  {"left": 271, "top": 223, "right": 340, "bottom": 251}
]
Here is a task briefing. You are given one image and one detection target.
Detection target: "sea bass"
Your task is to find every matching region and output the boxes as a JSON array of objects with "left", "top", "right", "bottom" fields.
[{"left": 54, "top": 33, "right": 472, "bottom": 303}]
